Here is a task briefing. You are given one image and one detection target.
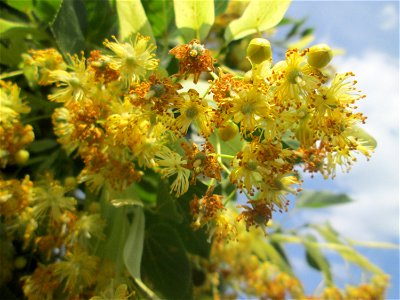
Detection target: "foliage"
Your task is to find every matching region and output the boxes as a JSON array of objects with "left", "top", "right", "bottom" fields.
[{"left": 0, "top": 0, "right": 393, "bottom": 299}]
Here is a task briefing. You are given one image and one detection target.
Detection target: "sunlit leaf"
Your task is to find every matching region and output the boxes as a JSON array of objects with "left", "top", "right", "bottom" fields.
[
  {"left": 0, "top": 19, "right": 31, "bottom": 34},
  {"left": 349, "top": 126, "right": 378, "bottom": 149},
  {"left": 253, "top": 240, "right": 294, "bottom": 275},
  {"left": 224, "top": 0, "right": 291, "bottom": 43},
  {"left": 116, "top": 0, "right": 154, "bottom": 42},
  {"left": 288, "top": 34, "right": 315, "bottom": 50},
  {"left": 346, "top": 240, "right": 400, "bottom": 250},
  {"left": 173, "top": 0, "right": 215, "bottom": 42},
  {"left": 5, "top": 0, "right": 34, "bottom": 13},
  {"left": 111, "top": 199, "right": 143, "bottom": 207},
  {"left": 142, "top": 0, "right": 174, "bottom": 38},
  {"left": 214, "top": 0, "right": 229, "bottom": 16},
  {"left": 312, "top": 223, "right": 385, "bottom": 275},
  {"left": 296, "top": 190, "right": 353, "bottom": 209}
]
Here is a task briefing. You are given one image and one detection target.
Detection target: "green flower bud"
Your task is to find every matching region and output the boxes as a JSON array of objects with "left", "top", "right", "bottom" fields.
[
  {"left": 307, "top": 44, "right": 333, "bottom": 68},
  {"left": 64, "top": 176, "right": 77, "bottom": 190},
  {"left": 218, "top": 121, "right": 239, "bottom": 142},
  {"left": 247, "top": 38, "right": 272, "bottom": 65},
  {"left": 14, "top": 256, "right": 27, "bottom": 270},
  {"left": 14, "top": 149, "right": 29, "bottom": 165}
]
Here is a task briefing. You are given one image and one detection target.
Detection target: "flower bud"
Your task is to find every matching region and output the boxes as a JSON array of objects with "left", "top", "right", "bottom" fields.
[
  {"left": 307, "top": 44, "right": 333, "bottom": 68},
  {"left": 247, "top": 38, "right": 272, "bottom": 65},
  {"left": 14, "top": 256, "right": 27, "bottom": 269},
  {"left": 64, "top": 176, "right": 77, "bottom": 190},
  {"left": 218, "top": 121, "right": 239, "bottom": 142},
  {"left": 14, "top": 149, "right": 29, "bottom": 165}
]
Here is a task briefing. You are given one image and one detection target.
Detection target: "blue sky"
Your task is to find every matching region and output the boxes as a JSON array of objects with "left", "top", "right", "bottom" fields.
[{"left": 281, "top": 1, "right": 399, "bottom": 298}]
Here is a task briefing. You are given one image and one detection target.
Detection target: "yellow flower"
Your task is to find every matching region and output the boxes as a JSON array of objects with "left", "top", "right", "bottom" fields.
[
  {"left": 0, "top": 81, "right": 30, "bottom": 123},
  {"left": 174, "top": 89, "right": 214, "bottom": 137},
  {"left": 230, "top": 87, "right": 272, "bottom": 133},
  {"left": 31, "top": 179, "right": 76, "bottom": 222},
  {"left": 52, "top": 107, "right": 79, "bottom": 155},
  {"left": 271, "top": 48, "right": 325, "bottom": 108},
  {"left": 230, "top": 143, "right": 264, "bottom": 194},
  {"left": 22, "top": 264, "right": 60, "bottom": 300},
  {"left": 22, "top": 48, "right": 67, "bottom": 85},
  {"left": 54, "top": 248, "right": 99, "bottom": 293},
  {"left": 155, "top": 146, "right": 190, "bottom": 197},
  {"left": 103, "top": 34, "right": 158, "bottom": 86},
  {"left": 66, "top": 213, "right": 105, "bottom": 246},
  {"left": 48, "top": 55, "right": 89, "bottom": 103}
]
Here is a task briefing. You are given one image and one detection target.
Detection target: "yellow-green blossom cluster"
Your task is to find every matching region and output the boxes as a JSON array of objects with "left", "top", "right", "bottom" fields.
[
  {"left": 25, "top": 35, "right": 371, "bottom": 231},
  {"left": 0, "top": 174, "right": 110, "bottom": 299},
  {"left": 0, "top": 80, "right": 34, "bottom": 167}
]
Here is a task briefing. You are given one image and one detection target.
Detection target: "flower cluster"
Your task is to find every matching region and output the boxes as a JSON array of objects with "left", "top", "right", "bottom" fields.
[
  {"left": 0, "top": 80, "right": 34, "bottom": 167},
  {"left": 194, "top": 221, "right": 389, "bottom": 299},
  {"left": 0, "top": 173, "right": 111, "bottom": 299},
  {"left": 20, "top": 35, "right": 372, "bottom": 234}
]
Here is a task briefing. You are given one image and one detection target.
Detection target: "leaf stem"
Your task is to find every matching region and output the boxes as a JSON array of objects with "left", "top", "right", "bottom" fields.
[
  {"left": 0, "top": 70, "right": 23, "bottom": 80},
  {"left": 224, "top": 189, "right": 237, "bottom": 205},
  {"left": 215, "top": 153, "right": 235, "bottom": 159}
]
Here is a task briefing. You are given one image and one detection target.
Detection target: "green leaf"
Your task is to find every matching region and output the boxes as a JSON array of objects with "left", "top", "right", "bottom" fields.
[
  {"left": 296, "top": 190, "right": 353, "bottom": 209},
  {"left": 97, "top": 203, "right": 130, "bottom": 275},
  {"left": 50, "top": 0, "right": 85, "bottom": 55},
  {"left": 123, "top": 206, "right": 145, "bottom": 279},
  {"left": 116, "top": 0, "right": 154, "bottom": 42},
  {"left": 5, "top": 0, "right": 34, "bottom": 13},
  {"left": 348, "top": 126, "right": 377, "bottom": 149},
  {"left": 173, "top": 0, "right": 215, "bottom": 42},
  {"left": 28, "top": 139, "right": 58, "bottom": 153},
  {"left": 282, "top": 136, "right": 300, "bottom": 150},
  {"left": 253, "top": 240, "right": 294, "bottom": 275},
  {"left": 142, "top": 223, "right": 192, "bottom": 299},
  {"left": 224, "top": 0, "right": 291, "bottom": 43},
  {"left": 302, "top": 234, "right": 332, "bottom": 285},
  {"left": 0, "top": 19, "right": 30, "bottom": 34},
  {"left": 84, "top": 0, "right": 117, "bottom": 45},
  {"left": 0, "top": 19, "right": 48, "bottom": 66},
  {"left": 177, "top": 180, "right": 212, "bottom": 258},
  {"left": 214, "top": 0, "right": 229, "bottom": 16},
  {"left": 33, "top": 0, "right": 63, "bottom": 24},
  {"left": 142, "top": 0, "right": 174, "bottom": 38},
  {"left": 156, "top": 180, "right": 183, "bottom": 223},
  {"left": 287, "top": 34, "right": 315, "bottom": 50},
  {"left": 346, "top": 240, "right": 399, "bottom": 250},
  {"left": 312, "top": 223, "right": 384, "bottom": 275}
]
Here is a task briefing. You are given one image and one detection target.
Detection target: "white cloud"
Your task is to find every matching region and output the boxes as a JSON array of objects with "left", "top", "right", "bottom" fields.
[
  {"left": 379, "top": 3, "right": 399, "bottom": 31},
  {"left": 303, "top": 51, "right": 399, "bottom": 242}
]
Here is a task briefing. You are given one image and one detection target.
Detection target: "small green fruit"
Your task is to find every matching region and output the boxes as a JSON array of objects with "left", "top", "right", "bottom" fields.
[
  {"left": 14, "top": 256, "right": 27, "bottom": 269},
  {"left": 247, "top": 38, "right": 272, "bottom": 65},
  {"left": 307, "top": 44, "right": 333, "bottom": 68},
  {"left": 14, "top": 149, "right": 29, "bottom": 165}
]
